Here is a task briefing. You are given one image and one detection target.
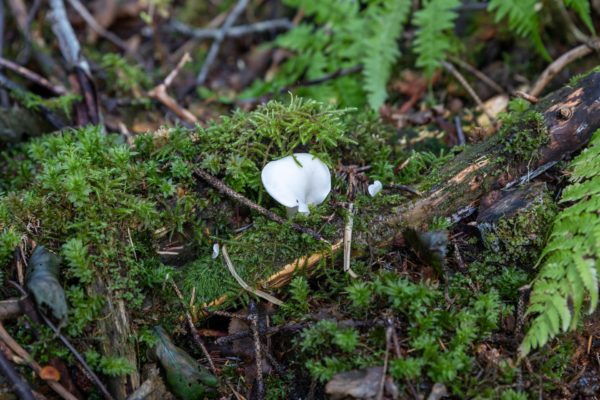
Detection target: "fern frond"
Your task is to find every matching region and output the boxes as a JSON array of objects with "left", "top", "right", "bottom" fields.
[
  {"left": 361, "top": 0, "right": 411, "bottom": 110},
  {"left": 564, "top": 0, "right": 595, "bottom": 35},
  {"left": 488, "top": 0, "right": 550, "bottom": 60},
  {"left": 521, "top": 129, "right": 600, "bottom": 356},
  {"left": 412, "top": 0, "right": 461, "bottom": 78}
]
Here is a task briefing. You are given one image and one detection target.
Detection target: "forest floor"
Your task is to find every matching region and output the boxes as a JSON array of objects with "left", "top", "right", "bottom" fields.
[{"left": 0, "top": 1, "right": 600, "bottom": 400}]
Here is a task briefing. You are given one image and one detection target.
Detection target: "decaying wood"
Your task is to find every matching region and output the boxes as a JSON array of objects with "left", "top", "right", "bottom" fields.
[
  {"left": 205, "top": 71, "right": 600, "bottom": 309},
  {"left": 93, "top": 277, "right": 140, "bottom": 400}
]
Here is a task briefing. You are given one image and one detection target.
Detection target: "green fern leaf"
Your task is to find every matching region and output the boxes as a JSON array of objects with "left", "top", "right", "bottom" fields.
[
  {"left": 361, "top": 0, "right": 411, "bottom": 109},
  {"left": 564, "top": 0, "right": 596, "bottom": 35},
  {"left": 488, "top": 0, "right": 550, "bottom": 60},
  {"left": 521, "top": 129, "right": 600, "bottom": 357},
  {"left": 412, "top": 0, "right": 461, "bottom": 78}
]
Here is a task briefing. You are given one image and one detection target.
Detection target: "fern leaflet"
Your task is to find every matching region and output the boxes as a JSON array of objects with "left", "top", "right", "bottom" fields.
[
  {"left": 564, "top": 0, "right": 596, "bottom": 35},
  {"left": 361, "top": 0, "right": 411, "bottom": 110},
  {"left": 412, "top": 0, "right": 461, "bottom": 78},
  {"left": 488, "top": 0, "right": 550, "bottom": 60},
  {"left": 521, "top": 129, "right": 600, "bottom": 356}
]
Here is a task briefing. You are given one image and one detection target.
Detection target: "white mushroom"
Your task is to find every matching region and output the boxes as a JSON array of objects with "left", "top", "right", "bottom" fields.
[
  {"left": 261, "top": 153, "right": 331, "bottom": 215},
  {"left": 368, "top": 180, "right": 383, "bottom": 197}
]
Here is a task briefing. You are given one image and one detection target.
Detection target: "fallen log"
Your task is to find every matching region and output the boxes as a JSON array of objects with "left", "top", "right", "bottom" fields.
[{"left": 204, "top": 71, "right": 600, "bottom": 310}]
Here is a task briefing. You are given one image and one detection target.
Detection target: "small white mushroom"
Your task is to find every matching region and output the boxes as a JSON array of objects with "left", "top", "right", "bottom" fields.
[
  {"left": 261, "top": 153, "right": 331, "bottom": 215},
  {"left": 211, "top": 243, "right": 220, "bottom": 259},
  {"left": 368, "top": 180, "right": 383, "bottom": 197}
]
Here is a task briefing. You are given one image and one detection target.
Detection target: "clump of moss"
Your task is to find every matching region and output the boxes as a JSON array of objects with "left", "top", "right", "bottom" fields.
[{"left": 498, "top": 99, "right": 549, "bottom": 164}]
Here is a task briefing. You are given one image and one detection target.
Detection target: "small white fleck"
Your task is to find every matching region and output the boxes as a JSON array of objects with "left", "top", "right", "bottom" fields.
[
  {"left": 368, "top": 180, "right": 383, "bottom": 197},
  {"left": 211, "top": 243, "right": 220, "bottom": 259}
]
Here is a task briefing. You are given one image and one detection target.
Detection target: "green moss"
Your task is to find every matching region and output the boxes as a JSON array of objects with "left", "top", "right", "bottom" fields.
[{"left": 498, "top": 109, "right": 549, "bottom": 164}]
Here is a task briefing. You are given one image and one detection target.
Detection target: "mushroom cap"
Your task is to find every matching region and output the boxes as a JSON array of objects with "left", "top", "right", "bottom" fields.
[{"left": 261, "top": 153, "right": 331, "bottom": 212}]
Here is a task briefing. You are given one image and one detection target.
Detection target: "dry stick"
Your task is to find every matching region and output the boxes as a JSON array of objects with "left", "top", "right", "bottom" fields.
[
  {"left": 169, "top": 279, "right": 218, "bottom": 374},
  {"left": 441, "top": 60, "right": 496, "bottom": 124},
  {"left": 48, "top": 0, "right": 100, "bottom": 125},
  {"left": 65, "top": 0, "right": 130, "bottom": 53},
  {"left": 47, "top": 0, "right": 90, "bottom": 73},
  {"left": 529, "top": 40, "right": 600, "bottom": 97},
  {"left": 248, "top": 302, "right": 264, "bottom": 400},
  {"left": 9, "top": 283, "right": 115, "bottom": 400},
  {"left": 449, "top": 56, "right": 505, "bottom": 94},
  {"left": 0, "top": 57, "right": 67, "bottom": 95},
  {"left": 221, "top": 246, "right": 284, "bottom": 306},
  {"left": 194, "top": 168, "right": 323, "bottom": 241},
  {"left": 149, "top": 52, "right": 198, "bottom": 124},
  {"left": 513, "top": 90, "right": 539, "bottom": 104},
  {"left": 343, "top": 203, "right": 358, "bottom": 278},
  {"left": 196, "top": 0, "right": 250, "bottom": 85},
  {"left": 0, "top": 348, "right": 36, "bottom": 400},
  {"left": 0, "top": 323, "right": 78, "bottom": 400},
  {"left": 170, "top": 18, "right": 293, "bottom": 40},
  {"left": 206, "top": 240, "right": 343, "bottom": 309},
  {"left": 375, "top": 325, "right": 392, "bottom": 400}
]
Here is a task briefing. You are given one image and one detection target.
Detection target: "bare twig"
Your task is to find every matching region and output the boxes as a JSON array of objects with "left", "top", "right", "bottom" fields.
[
  {"left": 65, "top": 0, "right": 130, "bottom": 53},
  {"left": 170, "top": 18, "right": 293, "bottom": 40},
  {"left": 248, "top": 302, "right": 265, "bottom": 400},
  {"left": 169, "top": 278, "right": 218, "bottom": 374},
  {"left": 442, "top": 60, "right": 496, "bottom": 124},
  {"left": 530, "top": 40, "right": 600, "bottom": 97},
  {"left": 0, "top": 322, "right": 78, "bottom": 400},
  {"left": 194, "top": 168, "right": 323, "bottom": 241},
  {"left": 0, "top": 347, "right": 35, "bottom": 400},
  {"left": 513, "top": 91, "right": 539, "bottom": 104},
  {"left": 148, "top": 53, "right": 198, "bottom": 124},
  {"left": 376, "top": 325, "right": 392, "bottom": 400},
  {"left": 47, "top": 0, "right": 89, "bottom": 73},
  {"left": 454, "top": 116, "right": 466, "bottom": 145},
  {"left": 343, "top": 203, "right": 358, "bottom": 278},
  {"left": 221, "top": 246, "right": 284, "bottom": 306},
  {"left": 449, "top": 56, "right": 505, "bottom": 94},
  {"left": 196, "top": 0, "right": 250, "bottom": 85},
  {"left": 0, "top": 57, "right": 67, "bottom": 95},
  {"left": 48, "top": 0, "right": 100, "bottom": 125},
  {"left": 206, "top": 240, "right": 343, "bottom": 310},
  {"left": 10, "top": 283, "right": 115, "bottom": 400}
]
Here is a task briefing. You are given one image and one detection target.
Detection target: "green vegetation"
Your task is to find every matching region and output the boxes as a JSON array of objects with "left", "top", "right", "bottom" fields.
[{"left": 521, "top": 129, "right": 600, "bottom": 356}]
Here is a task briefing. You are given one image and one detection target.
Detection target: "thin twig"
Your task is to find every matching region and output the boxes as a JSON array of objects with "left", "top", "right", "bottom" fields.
[
  {"left": 221, "top": 246, "right": 284, "bottom": 306},
  {"left": 65, "top": 0, "right": 130, "bottom": 53},
  {"left": 169, "top": 278, "right": 218, "bottom": 374},
  {"left": 205, "top": 240, "right": 343, "bottom": 310},
  {"left": 149, "top": 53, "right": 198, "bottom": 124},
  {"left": 10, "top": 283, "right": 115, "bottom": 400},
  {"left": 170, "top": 18, "right": 293, "bottom": 40},
  {"left": 449, "top": 56, "right": 505, "bottom": 94},
  {"left": 513, "top": 91, "right": 539, "bottom": 104},
  {"left": 0, "top": 322, "right": 78, "bottom": 400},
  {"left": 442, "top": 60, "right": 496, "bottom": 124},
  {"left": 0, "top": 347, "right": 35, "bottom": 400},
  {"left": 0, "top": 57, "right": 67, "bottom": 95},
  {"left": 248, "top": 302, "right": 265, "bottom": 400},
  {"left": 376, "top": 325, "right": 392, "bottom": 400},
  {"left": 343, "top": 203, "right": 358, "bottom": 278},
  {"left": 196, "top": 0, "right": 250, "bottom": 85},
  {"left": 454, "top": 116, "right": 466, "bottom": 145},
  {"left": 194, "top": 168, "right": 323, "bottom": 241},
  {"left": 47, "top": 0, "right": 89, "bottom": 73},
  {"left": 529, "top": 40, "right": 600, "bottom": 97}
]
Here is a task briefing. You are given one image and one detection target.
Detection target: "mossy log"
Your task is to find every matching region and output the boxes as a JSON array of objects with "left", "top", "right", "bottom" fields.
[
  {"left": 0, "top": 107, "right": 54, "bottom": 145},
  {"left": 206, "top": 71, "right": 600, "bottom": 309}
]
